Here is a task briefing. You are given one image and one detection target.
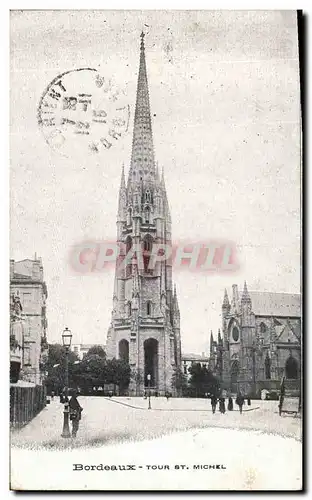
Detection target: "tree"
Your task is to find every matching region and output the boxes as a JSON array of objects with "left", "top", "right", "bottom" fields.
[
  {"left": 131, "top": 368, "right": 144, "bottom": 396},
  {"left": 171, "top": 367, "right": 188, "bottom": 397},
  {"left": 42, "top": 343, "right": 79, "bottom": 394},
  {"left": 188, "top": 363, "right": 220, "bottom": 398},
  {"left": 106, "top": 358, "right": 131, "bottom": 395},
  {"left": 77, "top": 354, "right": 107, "bottom": 391},
  {"left": 84, "top": 345, "right": 106, "bottom": 359}
]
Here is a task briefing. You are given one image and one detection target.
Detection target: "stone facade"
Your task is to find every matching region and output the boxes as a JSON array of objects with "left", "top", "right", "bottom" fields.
[
  {"left": 106, "top": 33, "right": 182, "bottom": 395},
  {"left": 209, "top": 282, "right": 301, "bottom": 397},
  {"left": 10, "top": 258, "right": 48, "bottom": 385}
]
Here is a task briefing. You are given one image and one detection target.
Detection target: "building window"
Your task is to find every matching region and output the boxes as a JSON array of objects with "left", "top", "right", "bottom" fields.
[
  {"left": 145, "top": 189, "right": 151, "bottom": 203},
  {"left": 144, "top": 206, "right": 150, "bottom": 224},
  {"left": 265, "top": 354, "right": 271, "bottom": 379},
  {"left": 232, "top": 326, "right": 239, "bottom": 342},
  {"left": 125, "top": 236, "right": 133, "bottom": 278},
  {"left": 146, "top": 301, "right": 152, "bottom": 316},
  {"left": 285, "top": 356, "right": 298, "bottom": 379},
  {"left": 184, "top": 366, "right": 187, "bottom": 375},
  {"left": 22, "top": 292, "right": 31, "bottom": 308},
  {"left": 127, "top": 208, "right": 132, "bottom": 226},
  {"left": 24, "top": 347, "right": 31, "bottom": 366},
  {"left": 127, "top": 301, "right": 132, "bottom": 317},
  {"left": 143, "top": 235, "right": 153, "bottom": 273},
  {"left": 260, "top": 322, "right": 267, "bottom": 334}
]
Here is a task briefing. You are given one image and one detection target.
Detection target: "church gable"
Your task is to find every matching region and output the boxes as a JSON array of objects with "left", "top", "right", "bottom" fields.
[{"left": 276, "top": 322, "right": 300, "bottom": 344}]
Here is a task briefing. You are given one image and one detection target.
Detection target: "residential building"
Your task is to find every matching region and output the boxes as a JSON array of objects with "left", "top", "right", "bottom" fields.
[{"left": 10, "top": 257, "right": 48, "bottom": 385}]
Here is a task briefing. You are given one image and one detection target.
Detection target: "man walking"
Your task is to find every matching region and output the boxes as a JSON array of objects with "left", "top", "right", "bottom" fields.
[
  {"left": 228, "top": 396, "right": 233, "bottom": 411},
  {"left": 236, "top": 392, "right": 245, "bottom": 414},
  {"left": 211, "top": 394, "right": 218, "bottom": 414},
  {"left": 69, "top": 390, "right": 83, "bottom": 438},
  {"left": 219, "top": 397, "right": 226, "bottom": 414}
]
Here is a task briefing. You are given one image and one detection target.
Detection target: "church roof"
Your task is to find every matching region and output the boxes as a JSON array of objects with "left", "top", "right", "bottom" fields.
[
  {"left": 247, "top": 291, "right": 301, "bottom": 317},
  {"left": 12, "top": 272, "right": 32, "bottom": 280}
]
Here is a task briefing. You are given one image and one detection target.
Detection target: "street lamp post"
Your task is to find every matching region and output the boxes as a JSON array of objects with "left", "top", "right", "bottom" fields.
[
  {"left": 61, "top": 327, "right": 72, "bottom": 438},
  {"left": 147, "top": 373, "right": 151, "bottom": 409}
]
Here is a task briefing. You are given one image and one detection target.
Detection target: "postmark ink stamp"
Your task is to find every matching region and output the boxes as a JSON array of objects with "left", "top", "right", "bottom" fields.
[{"left": 37, "top": 68, "right": 130, "bottom": 157}]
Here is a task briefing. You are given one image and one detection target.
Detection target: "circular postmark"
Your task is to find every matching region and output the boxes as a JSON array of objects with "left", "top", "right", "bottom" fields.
[{"left": 37, "top": 68, "right": 130, "bottom": 157}]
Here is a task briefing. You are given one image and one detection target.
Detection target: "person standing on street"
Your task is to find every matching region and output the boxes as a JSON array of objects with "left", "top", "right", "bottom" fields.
[
  {"left": 69, "top": 389, "right": 83, "bottom": 438},
  {"left": 211, "top": 394, "right": 218, "bottom": 414},
  {"left": 228, "top": 396, "right": 233, "bottom": 411},
  {"left": 236, "top": 392, "right": 245, "bottom": 414},
  {"left": 219, "top": 397, "right": 226, "bottom": 414}
]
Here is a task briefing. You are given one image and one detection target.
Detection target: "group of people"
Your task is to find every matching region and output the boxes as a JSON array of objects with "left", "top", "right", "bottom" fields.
[{"left": 210, "top": 393, "right": 250, "bottom": 414}]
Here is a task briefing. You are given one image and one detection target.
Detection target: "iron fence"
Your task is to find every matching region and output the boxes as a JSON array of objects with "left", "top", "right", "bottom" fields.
[{"left": 10, "top": 385, "right": 47, "bottom": 428}]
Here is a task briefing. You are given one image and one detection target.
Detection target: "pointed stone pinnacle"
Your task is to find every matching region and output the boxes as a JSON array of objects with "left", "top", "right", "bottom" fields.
[
  {"left": 128, "top": 31, "right": 155, "bottom": 184},
  {"left": 241, "top": 280, "right": 251, "bottom": 303},
  {"left": 223, "top": 288, "right": 230, "bottom": 307}
]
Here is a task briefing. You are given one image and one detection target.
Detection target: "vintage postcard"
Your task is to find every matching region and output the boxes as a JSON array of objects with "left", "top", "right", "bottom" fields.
[{"left": 10, "top": 10, "right": 302, "bottom": 491}]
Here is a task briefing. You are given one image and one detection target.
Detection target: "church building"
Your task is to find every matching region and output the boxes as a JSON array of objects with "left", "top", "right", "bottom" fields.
[
  {"left": 209, "top": 282, "right": 301, "bottom": 397},
  {"left": 106, "top": 33, "right": 182, "bottom": 395}
]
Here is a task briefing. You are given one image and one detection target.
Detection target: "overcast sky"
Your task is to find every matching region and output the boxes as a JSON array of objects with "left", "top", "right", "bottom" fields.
[{"left": 10, "top": 10, "right": 301, "bottom": 354}]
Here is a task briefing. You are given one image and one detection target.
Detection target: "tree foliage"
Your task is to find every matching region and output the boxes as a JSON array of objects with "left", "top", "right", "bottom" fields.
[
  {"left": 171, "top": 367, "right": 188, "bottom": 396},
  {"left": 43, "top": 343, "right": 131, "bottom": 395},
  {"left": 188, "top": 363, "right": 220, "bottom": 397},
  {"left": 84, "top": 345, "right": 106, "bottom": 359},
  {"left": 42, "top": 343, "right": 79, "bottom": 393}
]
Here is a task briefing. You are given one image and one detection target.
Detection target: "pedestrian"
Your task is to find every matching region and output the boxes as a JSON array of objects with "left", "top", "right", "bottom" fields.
[
  {"left": 236, "top": 393, "right": 245, "bottom": 414},
  {"left": 228, "top": 396, "right": 233, "bottom": 411},
  {"left": 247, "top": 396, "right": 251, "bottom": 406},
  {"left": 69, "top": 389, "right": 83, "bottom": 438},
  {"left": 51, "top": 391, "right": 55, "bottom": 401},
  {"left": 219, "top": 397, "right": 226, "bottom": 414},
  {"left": 211, "top": 394, "right": 218, "bottom": 414}
]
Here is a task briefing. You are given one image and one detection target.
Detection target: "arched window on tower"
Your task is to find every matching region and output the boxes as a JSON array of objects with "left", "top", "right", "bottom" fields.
[
  {"left": 127, "top": 301, "right": 132, "bottom": 317},
  {"left": 125, "top": 236, "right": 132, "bottom": 278},
  {"left": 260, "top": 322, "right": 267, "bottom": 334},
  {"left": 144, "top": 206, "right": 150, "bottom": 224},
  {"left": 145, "top": 189, "right": 151, "bottom": 203},
  {"left": 265, "top": 353, "right": 271, "bottom": 379},
  {"left": 127, "top": 207, "right": 132, "bottom": 226},
  {"left": 143, "top": 235, "right": 153, "bottom": 274},
  {"left": 146, "top": 300, "right": 152, "bottom": 316}
]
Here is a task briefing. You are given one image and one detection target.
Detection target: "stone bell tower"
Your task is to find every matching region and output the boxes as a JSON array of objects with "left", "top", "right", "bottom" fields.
[{"left": 106, "top": 33, "right": 182, "bottom": 396}]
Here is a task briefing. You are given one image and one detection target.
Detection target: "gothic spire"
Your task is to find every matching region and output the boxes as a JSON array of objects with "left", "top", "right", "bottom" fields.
[
  {"left": 222, "top": 288, "right": 230, "bottom": 308},
  {"left": 218, "top": 328, "right": 222, "bottom": 345},
  {"left": 117, "top": 163, "right": 126, "bottom": 220},
  {"left": 173, "top": 284, "right": 180, "bottom": 314},
  {"left": 128, "top": 32, "right": 155, "bottom": 186},
  {"left": 241, "top": 280, "right": 251, "bottom": 305},
  {"left": 210, "top": 330, "right": 214, "bottom": 354}
]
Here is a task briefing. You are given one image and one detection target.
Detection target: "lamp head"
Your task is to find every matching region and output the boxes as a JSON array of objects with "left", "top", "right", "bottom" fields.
[{"left": 62, "top": 327, "right": 72, "bottom": 348}]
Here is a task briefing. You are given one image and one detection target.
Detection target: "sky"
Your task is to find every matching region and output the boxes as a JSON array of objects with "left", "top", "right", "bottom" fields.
[{"left": 10, "top": 10, "right": 301, "bottom": 354}]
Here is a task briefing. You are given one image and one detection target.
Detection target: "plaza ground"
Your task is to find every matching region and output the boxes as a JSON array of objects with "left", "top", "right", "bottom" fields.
[{"left": 11, "top": 396, "right": 301, "bottom": 449}]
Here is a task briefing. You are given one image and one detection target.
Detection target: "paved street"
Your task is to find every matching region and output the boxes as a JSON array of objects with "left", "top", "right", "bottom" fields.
[{"left": 11, "top": 396, "right": 301, "bottom": 450}]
